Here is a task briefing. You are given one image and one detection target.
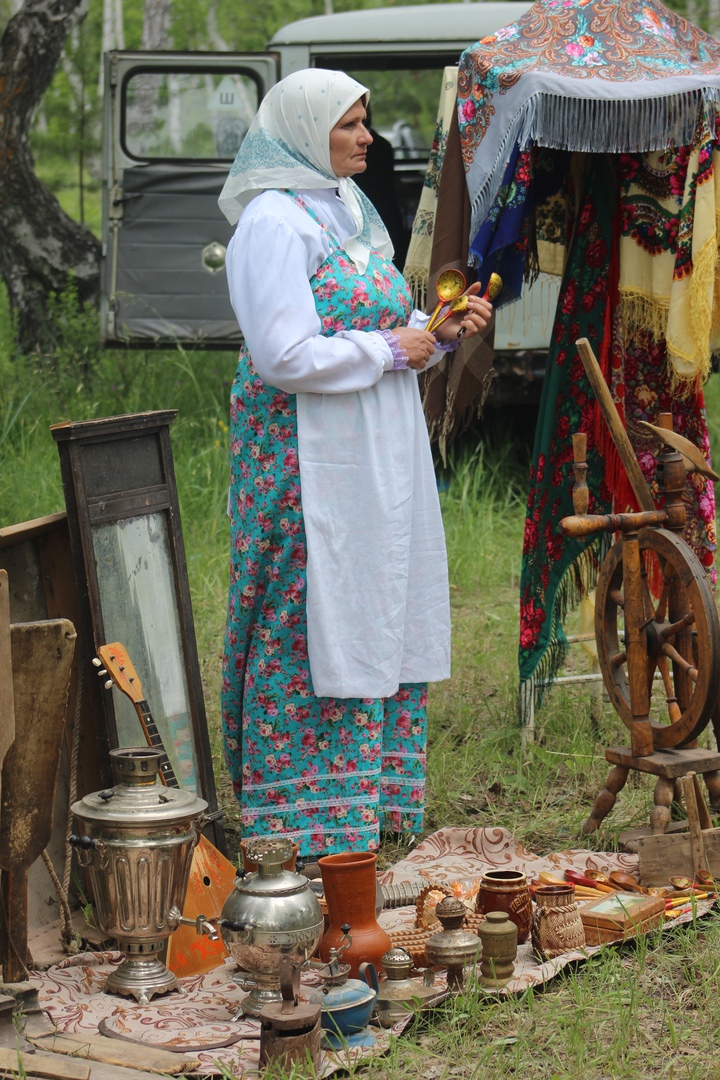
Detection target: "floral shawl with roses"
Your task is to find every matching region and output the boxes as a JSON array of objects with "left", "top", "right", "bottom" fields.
[
  {"left": 457, "top": 0, "right": 720, "bottom": 344},
  {"left": 518, "top": 149, "right": 716, "bottom": 715}
]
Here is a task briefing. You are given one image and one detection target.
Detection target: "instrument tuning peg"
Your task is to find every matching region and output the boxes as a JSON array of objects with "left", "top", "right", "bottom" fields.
[
  {"left": 104, "top": 679, "right": 113, "bottom": 689},
  {"left": 98, "top": 668, "right": 107, "bottom": 676},
  {"left": 92, "top": 657, "right": 102, "bottom": 667}
]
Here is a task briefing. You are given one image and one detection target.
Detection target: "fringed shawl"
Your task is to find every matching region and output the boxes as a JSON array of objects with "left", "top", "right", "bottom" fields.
[{"left": 457, "top": 0, "right": 720, "bottom": 261}]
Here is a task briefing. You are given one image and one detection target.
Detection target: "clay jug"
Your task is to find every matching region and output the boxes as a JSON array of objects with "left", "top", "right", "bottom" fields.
[
  {"left": 531, "top": 884, "right": 585, "bottom": 961},
  {"left": 475, "top": 869, "right": 532, "bottom": 944},
  {"left": 478, "top": 911, "right": 517, "bottom": 989},
  {"left": 318, "top": 852, "right": 392, "bottom": 977}
]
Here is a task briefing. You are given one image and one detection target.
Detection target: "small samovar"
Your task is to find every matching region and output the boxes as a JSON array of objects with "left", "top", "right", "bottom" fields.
[
  {"left": 219, "top": 837, "right": 324, "bottom": 1017},
  {"left": 70, "top": 747, "right": 210, "bottom": 1004}
]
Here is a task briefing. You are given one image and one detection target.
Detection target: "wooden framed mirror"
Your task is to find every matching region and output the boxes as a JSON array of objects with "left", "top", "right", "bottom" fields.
[{"left": 52, "top": 411, "right": 224, "bottom": 850}]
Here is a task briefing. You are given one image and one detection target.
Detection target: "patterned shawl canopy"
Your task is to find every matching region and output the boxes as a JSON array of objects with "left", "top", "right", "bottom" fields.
[{"left": 457, "top": 0, "right": 720, "bottom": 241}]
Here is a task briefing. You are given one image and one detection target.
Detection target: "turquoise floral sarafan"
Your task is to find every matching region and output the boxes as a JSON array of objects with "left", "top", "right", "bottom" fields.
[{"left": 222, "top": 194, "right": 426, "bottom": 857}]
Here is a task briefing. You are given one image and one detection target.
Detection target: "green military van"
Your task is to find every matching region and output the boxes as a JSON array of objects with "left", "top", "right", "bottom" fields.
[{"left": 101, "top": 2, "right": 556, "bottom": 401}]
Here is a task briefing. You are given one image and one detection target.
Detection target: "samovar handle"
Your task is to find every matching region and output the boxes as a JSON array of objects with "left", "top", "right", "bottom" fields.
[
  {"left": 69, "top": 834, "right": 109, "bottom": 869},
  {"left": 218, "top": 918, "right": 254, "bottom": 944},
  {"left": 191, "top": 808, "right": 225, "bottom": 847}
]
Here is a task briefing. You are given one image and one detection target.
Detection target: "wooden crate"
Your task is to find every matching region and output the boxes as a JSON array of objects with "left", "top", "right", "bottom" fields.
[{"left": 638, "top": 828, "right": 720, "bottom": 887}]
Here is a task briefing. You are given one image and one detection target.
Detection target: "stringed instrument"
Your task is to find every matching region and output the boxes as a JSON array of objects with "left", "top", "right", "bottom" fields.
[{"left": 94, "top": 642, "right": 237, "bottom": 977}]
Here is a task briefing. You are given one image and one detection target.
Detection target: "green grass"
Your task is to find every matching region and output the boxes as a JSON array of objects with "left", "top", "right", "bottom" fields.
[{"left": 3, "top": 284, "right": 720, "bottom": 1077}]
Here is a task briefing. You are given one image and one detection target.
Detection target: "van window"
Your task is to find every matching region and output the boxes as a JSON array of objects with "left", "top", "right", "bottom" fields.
[
  {"left": 315, "top": 55, "right": 457, "bottom": 158},
  {"left": 122, "top": 69, "right": 261, "bottom": 162},
  {"left": 347, "top": 68, "right": 445, "bottom": 165}
]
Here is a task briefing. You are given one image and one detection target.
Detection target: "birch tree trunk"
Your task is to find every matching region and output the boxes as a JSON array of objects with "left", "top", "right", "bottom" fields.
[
  {"left": 0, "top": 0, "right": 100, "bottom": 353},
  {"left": 141, "top": 0, "right": 171, "bottom": 49}
]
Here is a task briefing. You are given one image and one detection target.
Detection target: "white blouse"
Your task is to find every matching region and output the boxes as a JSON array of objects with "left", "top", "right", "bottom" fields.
[{"left": 226, "top": 188, "right": 451, "bottom": 699}]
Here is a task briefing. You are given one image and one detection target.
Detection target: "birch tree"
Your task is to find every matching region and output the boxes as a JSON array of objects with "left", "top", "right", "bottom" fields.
[{"left": 0, "top": 0, "right": 100, "bottom": 353}]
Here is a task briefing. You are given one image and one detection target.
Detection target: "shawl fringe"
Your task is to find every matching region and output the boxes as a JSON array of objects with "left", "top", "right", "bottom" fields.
[
  {"left": 470, "top": 88, "right": 720, "bottom": 242},
  {"left": 519, "top": 535, "right": 610, "bottom": 726}
]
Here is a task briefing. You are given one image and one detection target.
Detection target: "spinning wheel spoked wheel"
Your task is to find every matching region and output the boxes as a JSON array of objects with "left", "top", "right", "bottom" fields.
[
  {"left": 596, "top": 528, "right": 720, "bottom": 750},
  {"left": 564, "top": 341, "right": 720, "bottom": 834}
]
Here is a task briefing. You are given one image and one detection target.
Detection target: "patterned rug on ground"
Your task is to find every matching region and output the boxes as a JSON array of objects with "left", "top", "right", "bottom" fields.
[{"left": 29, "top": 828, "right": 711, "bottom": 1076}]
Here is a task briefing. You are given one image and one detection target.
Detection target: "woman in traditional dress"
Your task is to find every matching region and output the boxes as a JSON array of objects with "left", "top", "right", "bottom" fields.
[{"left": 218, "top": 69, "right": 491, "bottom": 858}]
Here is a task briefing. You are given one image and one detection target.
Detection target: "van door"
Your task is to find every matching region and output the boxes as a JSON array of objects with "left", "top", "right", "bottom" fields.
[{"left": 102, "top": 52, "right": 277, "bottom": 345}]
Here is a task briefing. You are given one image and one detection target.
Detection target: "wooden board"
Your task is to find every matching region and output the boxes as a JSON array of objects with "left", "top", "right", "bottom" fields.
[
  {"left": 0, "top": 1045, "right": 91, "bottom": 1080},
  {"left": 638, "top": 826, "right": 720, "bottom": 886},
  {"left": 606, "top": 746, "right": 720, "bottom": 778},
  {"left": 0, "top": 572, "right": 14, "bottom": 808},
  {"left": 27, "top": 1034, "right": 199, "bottom": 1076},
  {"left": 617, "top": 816, "right": 690, "bottom": 851},
  {"left": 0, "top": 620, "right": 76, "bottom": 981}
]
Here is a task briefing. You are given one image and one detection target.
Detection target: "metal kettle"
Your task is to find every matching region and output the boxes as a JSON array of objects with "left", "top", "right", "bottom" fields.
[{"left": 219, "top": 837, "right": 324, "bottom": 1017}]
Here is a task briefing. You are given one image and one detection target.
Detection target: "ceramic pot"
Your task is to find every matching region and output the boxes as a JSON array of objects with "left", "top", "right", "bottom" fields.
[
  {"left": 478, "top": 911, "right": 517, "bottom": 989},
  {"left": 318, "top": 852, "right": 392, "bottom": 977},
  {"left": 475, "top": 869, "right": 532, "bottom": 944},
  {"left": 531, "top": 884, "right": 586, "bottom": 961}
]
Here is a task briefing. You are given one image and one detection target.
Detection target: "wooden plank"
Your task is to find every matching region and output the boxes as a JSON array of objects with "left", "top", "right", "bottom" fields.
[
  {"left": 0, "top": 572, "right": 15, "bottom": 807},
  {"left": 680, "top": 774, "right": 705, "bottom": 877},
  {"left": 0, "top": 514, "right": 67, "bottom": 548},
  {"left": 638, "top": 826, "right": 720, "bottom": 886},
  {"left": 28, "top": 1034, "right": 198, "bottom": 1076},
  {"left": 27, "top": 914, "right": 110, "bottom": 970},
  {"left": 606, "top": 746, "right": 720, "bottom": 778},
  {"left": 0, "top": 620, "right": 76, "bottom": 981},
  {"left": 0, "top": 1045, "right": 91, "bottom": 1080},
  {"left": 618, "top": 818, "right": 689, "bottom": 851}
]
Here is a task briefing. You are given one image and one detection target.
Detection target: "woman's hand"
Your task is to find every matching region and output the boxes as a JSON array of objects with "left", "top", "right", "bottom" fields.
[
  {"left": 433, "top": 281, "right": 492, "bottom": 343},
  {"left": 391, "top": 327, "right": 438, "bottom": 370}
]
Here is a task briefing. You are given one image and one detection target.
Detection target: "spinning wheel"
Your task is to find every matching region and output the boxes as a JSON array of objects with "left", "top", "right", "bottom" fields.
[
  {"left": 561, "top": 340, "right": 720, "bottom": 833},
  {"left": 596, "top": 528, "right": 720, "bottom": 750}
]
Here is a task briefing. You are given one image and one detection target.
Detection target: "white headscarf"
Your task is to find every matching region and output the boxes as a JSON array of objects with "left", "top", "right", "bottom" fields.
[{"left": 218, "top": 69, "right": 393, "bottom": 274}]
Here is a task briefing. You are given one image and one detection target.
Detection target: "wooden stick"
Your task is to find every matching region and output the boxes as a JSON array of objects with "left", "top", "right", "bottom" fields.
[
  {"left": 575, "top": 338, "right": 655, "bottom": 512},
  {"left": 680, "top": 773, "right": 705, "bottom": 879}
]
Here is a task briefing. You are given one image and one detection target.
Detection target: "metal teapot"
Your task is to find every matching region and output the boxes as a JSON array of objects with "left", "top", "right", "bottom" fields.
[
  {"left": 372, "top": 946, "right": 438, "bottom": 1027},
  {"left": 219, "top": 837, "right": 323, "bottom": 1017},
  {"left": 309, "top": 926, "right": 377, "bottom": 1048}
]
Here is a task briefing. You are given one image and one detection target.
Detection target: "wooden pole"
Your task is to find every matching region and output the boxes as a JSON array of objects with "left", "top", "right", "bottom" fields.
[{"left": 575, "top": 338, "right": 655, "bottom": 512}]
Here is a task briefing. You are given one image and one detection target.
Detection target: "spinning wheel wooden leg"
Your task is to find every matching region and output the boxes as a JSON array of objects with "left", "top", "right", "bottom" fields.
[
  {"left": 650, "top": 775, "right": 675, "bottom": 834},
  {"left": 582, "top": 765, "right": 629, "bottom": 834}
]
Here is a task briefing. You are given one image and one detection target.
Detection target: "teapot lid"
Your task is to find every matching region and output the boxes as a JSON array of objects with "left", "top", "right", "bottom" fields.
[
  {"left": 381, "top": 946, "right": 414, "bottom": 979},
  {"left": 234, "top": 838, "right": 309, "bottom": 897},
  {"left": 310, "top": 977, "right": 376, "bottom": 1011}
]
